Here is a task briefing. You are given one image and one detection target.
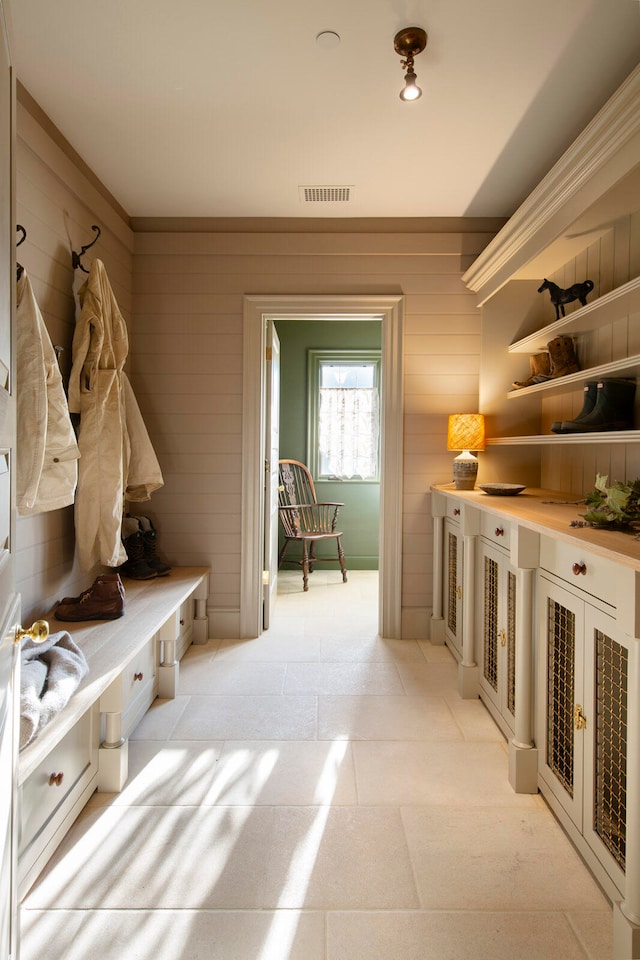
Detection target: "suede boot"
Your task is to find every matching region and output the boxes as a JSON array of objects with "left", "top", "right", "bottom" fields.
[
  {"left": 119, "top": 516, "right": 158, "bottom": 580},
  {"left": 558, "top": 378, "right": 636, "bottom": 433},
  {"left": 55, "top": 573, "right": 125, "bottom": 621},
  {"left": 547, "top": 335, "right": 580, "bottom": 379},
  {"left": 551, "top": 381, "right": 598, "bottom": 433},
  {"left": 512, "top": 352, "right": 551, "bottom": 389},
  {"left": 138, "top": 516, "right": 171, "bottom": 576}
]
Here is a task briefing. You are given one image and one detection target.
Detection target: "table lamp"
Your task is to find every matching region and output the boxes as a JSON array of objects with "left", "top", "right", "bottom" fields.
[{"left": 447, "top": 414, "right": 485, "bottom": 490}]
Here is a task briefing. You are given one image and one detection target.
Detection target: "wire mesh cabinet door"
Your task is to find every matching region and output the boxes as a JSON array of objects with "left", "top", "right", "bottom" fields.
[
  {"left": 536, "top": 573, "right": 628, "bottom": 901},
  {"left": 443, "top": 518, "right": 463, "bottom": 661},
  {"left": 477, "top": 539, "right": 517, "bottom": 739}
]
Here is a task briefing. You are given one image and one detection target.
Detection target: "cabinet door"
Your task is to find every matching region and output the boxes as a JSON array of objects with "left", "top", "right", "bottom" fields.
[
  {"left": 443, "top": 520, "right": 463, "bottom": 659},
  {"left": 537, "top": 575, "right": 585, "bottom": 829},
  {"left": 582, "top": 604, "right": 627, "bottom": 894},
  {"left": 478, "top": 541, "right": 516, "bottom": 735}
]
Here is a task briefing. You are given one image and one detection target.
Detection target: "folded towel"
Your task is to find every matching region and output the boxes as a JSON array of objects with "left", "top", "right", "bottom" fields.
[{"left": 20, "top": 629, "right": 89, "bottom": 750}]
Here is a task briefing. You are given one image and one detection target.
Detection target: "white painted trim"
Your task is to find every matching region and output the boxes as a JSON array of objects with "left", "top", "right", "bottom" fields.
[
  {"left": 463, "top": 64, "right": 640, "bottom": 304},
  {"left": 241, "top": 295, "right": 404, "bottom": 639}
]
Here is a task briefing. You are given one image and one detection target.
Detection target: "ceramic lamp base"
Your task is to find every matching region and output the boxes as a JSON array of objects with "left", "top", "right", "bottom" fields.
[{"left": 452, "top": 452, "right": 478, "bottom": 490}]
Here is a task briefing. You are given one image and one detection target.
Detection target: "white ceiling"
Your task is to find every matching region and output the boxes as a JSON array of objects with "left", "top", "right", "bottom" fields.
[{"left": 6, "top": 0, "right": 640, "bottom": 220}]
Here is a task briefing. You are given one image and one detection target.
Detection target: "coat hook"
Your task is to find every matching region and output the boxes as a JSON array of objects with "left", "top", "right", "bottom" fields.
[
  {"left": 16, "top": 224, "right": 26, "bottom": 281},
  {"left": 72, "top": 225, "right": 101, "bottom": 273}
]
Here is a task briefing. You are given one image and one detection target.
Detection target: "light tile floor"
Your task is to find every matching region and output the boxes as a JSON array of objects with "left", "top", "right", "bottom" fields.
[{"left": 20, "top": 570, "right": 613, "bottom": 960}]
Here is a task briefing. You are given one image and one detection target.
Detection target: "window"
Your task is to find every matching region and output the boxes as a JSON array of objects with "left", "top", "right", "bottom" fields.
[{"left": 308, "top": 350, "right": 381, "bottom": 481}]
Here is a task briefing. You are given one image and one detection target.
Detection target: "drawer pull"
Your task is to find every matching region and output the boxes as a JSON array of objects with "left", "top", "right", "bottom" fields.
[
  {"left": 133, "top": 672, "right": 144, "bottom": 682},
  {"left": 453, "top": 508, "right": 460, "bottom": 516},
  {"left": 180, "top": 618, "right": 185, "bottom": 626},
  {"left": 574, "top": 704, "right": 587, "bottom": 730},
  {"left": 495, "top": 527, "right": 504, "bottom": 537},
  {"left": 572, "top": 562, "right": 587, "bottom": 576},
  {"left": 48, "top": 772, "right": 64, "bottom": 787}
]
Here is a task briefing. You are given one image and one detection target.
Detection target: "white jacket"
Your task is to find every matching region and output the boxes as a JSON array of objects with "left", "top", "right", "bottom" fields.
[
  {"left": 68, "top": 259, "right": 163, "bottom": 570},
  {"left": 16, "top": 270, "right": 80, "bottom": 515}
]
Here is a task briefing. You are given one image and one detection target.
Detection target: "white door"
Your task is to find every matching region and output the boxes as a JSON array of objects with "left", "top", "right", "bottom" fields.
[
  {"left": 263, "top": 321, "right": 280, "bottom": 629},
  {"left": 0, "top": 5, "right": 20, "bottom": 956}
]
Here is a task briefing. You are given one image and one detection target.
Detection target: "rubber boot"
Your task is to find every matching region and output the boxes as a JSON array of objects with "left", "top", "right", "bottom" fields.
[
  {"left": 138, "top": 516, "right": 172, "bottom": 576},
  {"left": 551, "top": 381, "right": 598, "bottom": 433},
  {"left": 547, "top": 335, "right": 580, "bottom": 379},
  {"left": 119, "top": 516, "right": 158, "bottom": 580},
  {"left": 55, "top": 573, "right": 125, "bottom": 621},
  {"left": 512, "top": 352, "right": 551, "bottom": 389},
  {"left": 559, "top": 378, "right": 636, "bottom": 433}
]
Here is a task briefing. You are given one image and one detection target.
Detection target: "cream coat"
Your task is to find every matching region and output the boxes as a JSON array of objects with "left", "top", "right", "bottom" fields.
[
  {"left": 16, "top": 270, "right": 80, "bottom": 515},
  {"left": 68, "top": 259, "right": 163, "bottom": 570}
]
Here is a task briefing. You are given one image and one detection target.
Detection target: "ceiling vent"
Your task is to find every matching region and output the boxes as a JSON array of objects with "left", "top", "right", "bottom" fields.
[{"left": 299, "top": 185, "right": 353, "bottom": 203}]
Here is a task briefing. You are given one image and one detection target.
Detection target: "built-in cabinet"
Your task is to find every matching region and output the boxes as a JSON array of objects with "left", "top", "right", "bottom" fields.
[
  {"left": 17, "top": 568, "right": 209, "bottom": 897},
  {"left": 431, "top": 485, "right": 640, "bottom": 959}
]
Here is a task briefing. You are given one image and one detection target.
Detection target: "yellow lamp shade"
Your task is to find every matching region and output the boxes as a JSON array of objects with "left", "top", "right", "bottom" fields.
[{"left": 447, "top": 414, "right": 485, "bottom": 452}]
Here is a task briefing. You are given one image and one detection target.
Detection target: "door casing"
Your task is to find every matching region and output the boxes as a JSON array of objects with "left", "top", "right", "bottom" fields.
[{"left": 241, "top": 294, "right": 404, "bottom": 639}]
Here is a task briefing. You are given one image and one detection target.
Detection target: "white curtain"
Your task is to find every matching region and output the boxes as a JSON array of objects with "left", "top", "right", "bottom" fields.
[{"left": 319, "top": 386, "right": 379, "bottom": 480}]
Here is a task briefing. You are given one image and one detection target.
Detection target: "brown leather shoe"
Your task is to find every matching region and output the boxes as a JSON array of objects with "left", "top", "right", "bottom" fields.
[{"left": 55, "top": 573, "right": 125, "bottom": 621}]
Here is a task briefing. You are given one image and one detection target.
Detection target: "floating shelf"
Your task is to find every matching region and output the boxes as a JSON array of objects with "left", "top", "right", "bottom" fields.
[
  {"left": 508, "top": 276, "right": 640, "bottom": 355},
  {"left": 487, "top": 430, "right": 640, "bottom": 446},
  {"left": 507, "top": 353, "right": 640, "bottom": 399}
]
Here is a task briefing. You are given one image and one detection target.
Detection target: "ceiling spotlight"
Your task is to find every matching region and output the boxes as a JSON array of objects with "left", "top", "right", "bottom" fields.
[{"left": 393, "top": 27, "right": 427, "bottom": 101}]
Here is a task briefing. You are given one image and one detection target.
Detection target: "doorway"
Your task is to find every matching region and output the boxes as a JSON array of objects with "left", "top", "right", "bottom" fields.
[{"left": 240, "top": 295, "right": 404, "bottom": 640}]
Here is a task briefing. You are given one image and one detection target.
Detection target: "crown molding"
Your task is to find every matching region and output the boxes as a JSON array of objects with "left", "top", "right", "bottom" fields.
[{"left": 463, "top": 64, "right": 640, "bottom": 304}]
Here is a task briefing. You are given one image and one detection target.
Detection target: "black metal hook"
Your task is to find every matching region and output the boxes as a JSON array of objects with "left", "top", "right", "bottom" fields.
[
  {"left": 72, "top": 224, "right": 101, "bottom": 273},
  {"left": 16, "top": 224, "right": 26, "bottom": 280}
]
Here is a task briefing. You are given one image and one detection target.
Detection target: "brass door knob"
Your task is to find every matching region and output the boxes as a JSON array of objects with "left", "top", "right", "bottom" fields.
[{"left": 15, "top": 619, "right": 49, "bottom": 645}]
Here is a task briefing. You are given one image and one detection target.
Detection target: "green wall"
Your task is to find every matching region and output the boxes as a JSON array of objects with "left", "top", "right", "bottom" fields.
[{"left": 276, "top": 319, "right": 381, "bottom": 571}]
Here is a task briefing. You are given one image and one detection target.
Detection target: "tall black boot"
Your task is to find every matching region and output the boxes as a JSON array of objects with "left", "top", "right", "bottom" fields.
[
  {"left": 119, "top": 516, "right": 158, "bottom": 579},
  {"left": 559, "top": 378, "right": 636, "bottom": 433},
  {"left": 551, "top": 381, "right": 598, "bottom": 433},
  {"left": 138, "top": 515, "right": 172, "bottom": 576}
]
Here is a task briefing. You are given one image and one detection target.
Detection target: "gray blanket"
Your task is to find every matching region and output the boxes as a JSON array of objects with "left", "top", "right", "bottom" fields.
[{"left": 20, "top": 629, "right": 89, "bottom": 750}]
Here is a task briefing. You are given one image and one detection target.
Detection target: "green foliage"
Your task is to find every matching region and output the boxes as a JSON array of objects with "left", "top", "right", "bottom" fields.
[{"left": 581, "top": 474, "right": 640, "bottom": 526}]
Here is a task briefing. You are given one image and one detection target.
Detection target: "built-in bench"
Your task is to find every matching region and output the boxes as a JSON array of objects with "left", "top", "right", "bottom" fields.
[{"left": 17, "top": 566, "right": 209, "bottom": 896}]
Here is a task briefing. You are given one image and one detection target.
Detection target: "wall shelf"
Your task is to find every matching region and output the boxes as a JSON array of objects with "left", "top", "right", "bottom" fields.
[
  {"left": 509, "top": 276, "right": 640, "bottom": 355},
  {"left": 487, "top": 430, "right": 640, "bottom": 446},
  {"left": 507, "top": 353, "right": 640, "bottom": 400}
]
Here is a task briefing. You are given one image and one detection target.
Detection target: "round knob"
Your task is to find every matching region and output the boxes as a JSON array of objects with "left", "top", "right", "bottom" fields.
[
  {"left": 453, "top": 508, "right": 460, "bottom": 516},
  {"left": 48, "top": 772, "right": 64, "bottom": 787},
  {"left": 572, "top": 562, "right": 587, "bottom": 576},
  {"left": 495, "top": 527, "right": 504, "bottom": 537},
  {"left": 180, "top": 618, "right": 185, "bottom": 626},
  {"left": 134, "top": 672, "right": 144, "bottom": 682},
  {"left": 15, "top": 619, "right": 49, "bottom": 645}
]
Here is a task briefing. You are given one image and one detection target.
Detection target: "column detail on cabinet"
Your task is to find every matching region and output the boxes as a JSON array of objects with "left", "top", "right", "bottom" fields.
[
  {"left": 430, "top": 495, "right": 446, "bottom": 644},
  {"left": 614, "top": 638, "right": 640, "bottom": 959}
]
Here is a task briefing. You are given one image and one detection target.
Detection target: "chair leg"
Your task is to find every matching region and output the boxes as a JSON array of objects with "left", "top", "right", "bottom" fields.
[
  {"left": 309, "top": 540, "right": 316, "bottom": 573},
  {"left": 301, "top": 540, "right": 310, "bottom": 591},
  {"left": 337, "top": 536, "right": 347, "bottom": 583}
]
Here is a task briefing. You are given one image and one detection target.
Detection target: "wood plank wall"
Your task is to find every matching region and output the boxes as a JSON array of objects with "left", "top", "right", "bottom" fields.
[
  {"left": 132, "top": 227, "right": 498, "bottom": 637},
  {"left": 15, "top": 92, "right": 134, "bottom": 622}
]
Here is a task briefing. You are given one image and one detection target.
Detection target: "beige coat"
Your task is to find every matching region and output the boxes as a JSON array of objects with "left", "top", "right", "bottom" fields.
[
  {"left": 68, "top": 259, "right": 163, "bottom": 570},
  {"left": 16, "top": 270, "right": 80, "bottom": 515}
]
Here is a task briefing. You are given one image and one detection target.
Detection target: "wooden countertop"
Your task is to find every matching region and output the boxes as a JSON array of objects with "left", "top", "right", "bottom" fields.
[{"left": 432, "top": 484, "right": 640, "bottom": 572}]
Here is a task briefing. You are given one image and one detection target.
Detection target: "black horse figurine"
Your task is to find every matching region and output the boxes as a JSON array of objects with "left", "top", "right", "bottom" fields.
[{"left": 538, "top": 278, "right": 594, "bottom": 319}]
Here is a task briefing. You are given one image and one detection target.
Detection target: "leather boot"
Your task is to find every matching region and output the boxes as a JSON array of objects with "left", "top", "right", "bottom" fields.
[
  {"left": 551, "top": 381, "right": 598, "bottom": 433},
  {"left": 558, "top": 378, "right": 636, "bottom": 433},
  {"left": 512, "top": 352, "right": 551, "bottom": 389},
  {"left": 55, "top": 573, "right": 125, "bottom": 621},
  {"left": 547, "top": 335, "right": 580, "bottom": 379},
  {"left": 138, "top": 516, "right": 171, "bottom": 576},
  {"left": 119, "top": 517, "right": 158, "bottom": 580}
]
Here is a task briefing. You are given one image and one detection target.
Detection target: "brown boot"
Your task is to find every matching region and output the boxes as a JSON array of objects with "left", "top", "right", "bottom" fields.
[
  {"left": 512, "top": 352, "right": 551, "bottom": 389},
  {"left": 55, "top": 573, "right": 125, "bottom": 621},
  {"left": 547, "top": 335, "right": 580, "bottom": 379}
]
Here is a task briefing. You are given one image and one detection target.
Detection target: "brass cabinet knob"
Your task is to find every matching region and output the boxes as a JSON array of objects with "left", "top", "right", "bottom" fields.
[
  {"left": 495, "top": 527, "right": 505, "bottom": 537},
  {"left": 572, "top": 562, "right": 587, "bottom": 576},
  {"left": 499, "top": 628, "right": 507, "bottom": 647},
  {"left": 133, "top": 672, "right": 144, "bottom": 682},
  {"left": 15, "top": 619, "right": 49, "bottom": 645},
  {"left": 48, "top": 772, "right": 64, "bottom": 787},
  {"left": 574, "top": 704, "right": 587, "bottom": 729}
]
